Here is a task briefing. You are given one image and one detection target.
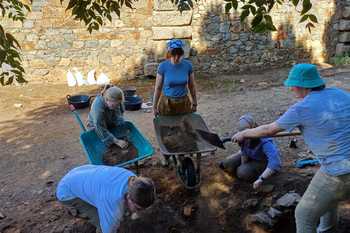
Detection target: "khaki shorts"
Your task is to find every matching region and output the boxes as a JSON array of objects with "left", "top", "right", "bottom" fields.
[{"left": 158, "top": 95, "right": 192, "bottom": 116}]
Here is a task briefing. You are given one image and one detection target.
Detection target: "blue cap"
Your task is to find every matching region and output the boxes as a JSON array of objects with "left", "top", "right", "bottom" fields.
[
  {"left": 167, "top": 39, "right": 184, "bottom": 51},
  {"left": 284, "top": 64, "right": 325, "bottom": 88}
]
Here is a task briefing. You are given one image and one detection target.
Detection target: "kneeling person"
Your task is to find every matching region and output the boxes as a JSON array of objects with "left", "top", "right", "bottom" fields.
[
  {"left": 219, "top": 114, "right": 281, "bottom": 189},
  {"left": 56, "top": 165, "right": 156, "bottom": 233}
]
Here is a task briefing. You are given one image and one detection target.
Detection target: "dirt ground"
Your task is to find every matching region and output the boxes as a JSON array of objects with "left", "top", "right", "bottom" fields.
[{"left": 1, "top": 67, "right": 350, "bottom": 233}]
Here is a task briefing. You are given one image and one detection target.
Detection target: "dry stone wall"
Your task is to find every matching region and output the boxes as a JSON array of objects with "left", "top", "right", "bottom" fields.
[{"left": 2, "top": 0, "right": 338, "bottom": 83}]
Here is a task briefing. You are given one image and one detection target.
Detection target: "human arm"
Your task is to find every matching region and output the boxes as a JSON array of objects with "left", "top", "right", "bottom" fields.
[
  {"left": 98, "top": 199, "right": 124, "bottom": 233},
  {"left": 90, "top": 101, "right": 117, "bottom": 147},
  {"left": 188, "top": 72, "right": 197, "bottom": 112},
  {"left": 232, "top": 122, "right": 284, "bottom": 143},
  {"left": 153, "top": 73, "right": 164, "bottom": 116},
  {"left": 253, "top": 140, "right": 282, "bottom": 189}
]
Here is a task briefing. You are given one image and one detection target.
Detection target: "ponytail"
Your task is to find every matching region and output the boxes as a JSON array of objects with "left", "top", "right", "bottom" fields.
[{"left": 101, "top": 84, "right": 113, "bottom": 96}]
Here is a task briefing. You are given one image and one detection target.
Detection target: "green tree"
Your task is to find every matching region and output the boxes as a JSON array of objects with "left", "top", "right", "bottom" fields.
[
  {"left": 0, "top": 0, "right": 316, "bottom": 85},
  {"left": 224, "top": 0, "right": 317, "bottom": 33}
]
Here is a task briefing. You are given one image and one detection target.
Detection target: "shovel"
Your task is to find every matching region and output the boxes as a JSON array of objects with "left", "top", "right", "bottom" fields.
[{"left": 196, "top": 129, "right": 301, "bottom": 149}]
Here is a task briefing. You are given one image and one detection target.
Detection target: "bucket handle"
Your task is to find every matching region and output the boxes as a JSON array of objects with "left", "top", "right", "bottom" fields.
[{"left": 69, "top": 104, "right": 87, "bottom": 132}]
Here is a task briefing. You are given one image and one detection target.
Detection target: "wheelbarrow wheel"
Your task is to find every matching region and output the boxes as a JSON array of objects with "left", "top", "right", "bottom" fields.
[{"left": 180, "top": 157, "right": 196, "bottom": 187}]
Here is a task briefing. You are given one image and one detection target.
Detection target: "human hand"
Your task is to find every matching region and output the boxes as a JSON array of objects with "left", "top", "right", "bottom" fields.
[
  {"left": 153, "top": 106, "right": 158, "bottom": 116},
  {"left": 191, "top": 103, "right": 197, "bottom": 112},
  {"left": 253, "top": 178, "right": 263, "bottom": 189},
  {"left": 231, "top": 131, "right": 246, "bottom": 143},
  {"left": 241, "top": 155, "right": 248, "bottom": 164},
  {"left": 114, "top": 139, "right": 128, "bottom": 149}
]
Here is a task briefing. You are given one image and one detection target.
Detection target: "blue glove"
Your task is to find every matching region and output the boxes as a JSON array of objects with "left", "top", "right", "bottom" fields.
[{"left": 294, "top": 158, "right": 319, "bottom": 168}]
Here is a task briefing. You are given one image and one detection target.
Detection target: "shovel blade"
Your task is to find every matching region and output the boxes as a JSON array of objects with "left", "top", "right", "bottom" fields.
[{"left": 196, "top": 129, "right": 226, "bottom": 149}]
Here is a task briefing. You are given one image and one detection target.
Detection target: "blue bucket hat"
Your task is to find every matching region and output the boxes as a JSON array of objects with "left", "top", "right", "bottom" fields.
[
  {"left": 284, "top": 64, "right": 325, "bottom": 88},
  {"left": 167, "top": 39, "right": 184, "bottom": 51}
]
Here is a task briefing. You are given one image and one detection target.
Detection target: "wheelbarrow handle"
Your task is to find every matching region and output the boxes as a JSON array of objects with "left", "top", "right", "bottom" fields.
[{"left": 69, "top": 104, "right": 87, "bottom": 132}]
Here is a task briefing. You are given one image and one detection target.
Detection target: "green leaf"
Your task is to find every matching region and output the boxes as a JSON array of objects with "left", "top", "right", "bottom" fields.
[
  {"left": 292, "top": 0, "right": 299, "bottom": 6},
  {"left": 66, "top": 0, "right": 76, "bottom": 10},
  {"left": 251, "top": 13, "right": 263, "bottom": 27},
  {"left": 225, "top": 2, "right": 232, "bottom": 13},
  {"left": 106, "top": 14, "right": 112, "bottom": 22},
  {"left": 308, "top": 14, "right": 318, "bottom": 23},
  {"left": 306, "top": 22, "right": 315, "bottom": 33},
  {"left": 264, "top": 15, "right": 276, "bottom": 31},
  {"left": 249, "top": 5, "right": 256, "bottom": 15},
  {"left": 240, "top": 9, "right": 249, "bottom": 22},
  {"left": 5, "top": 76, "right": 14, "bottom": 85},
  {"left": 299, "top": 14, "right": 308, "bottom": 23},
  {"left": 252, "top": 23, "right": 266, "bottom": 33},
  {"left": 301, "top": 0, "right": 312, "bottom": 15},
  {"left": 232, "top": 0, "right": 238, "bottom": 9}
]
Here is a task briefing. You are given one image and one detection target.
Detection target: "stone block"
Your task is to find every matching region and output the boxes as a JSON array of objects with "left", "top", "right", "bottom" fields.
[
  {"left": 59, "top": 58, "right": 71, "bottom": 66},
  {"left": 32, "top": 69, "right": 50, "bottom": 76},
  {"left": 23, "top": 20, "right": 34, "bottom": 29},
  {"left": 276, "top": 192, "right": 301, "bottom": 208},
  {"left": 73, "top": 41, "right": 84, "bottom": 49},
  {"left": 153, "top": 0, "right": 177, "bottom": 11},
  {"left": 338, "top": 20, "right": 350, "bottom": 31},
  {"left": 111, "top": 40, "right": 123, "bottom": 48},
  {"left": 336, "top": 43, "right": 350, "bottom": 55},
  {"left": 152, "top": 26, "right": 192, "bottom": 40},
  {"left": 152, "top": 11, "right": 192, "bottom": 26},
  {"left": 30, "top": 59, "right": 47, "bottom": 68},
  {"left": 22, "top": 42, "right": 36, "bottom": 50},
  {"left": 85, "top": 41, "right": 99, "bottom": 48},
  {"left": 339, "top": 32, "right": 350, "bottom": 43},
  {"left": 26, "top": 33, "right": 38, "bottom": 42},
  {"left": 144, "top": 62, "right": 159, "bottom": 77},
  {"left": 343, "top": 7, "right": 350, "bottom": 19}
]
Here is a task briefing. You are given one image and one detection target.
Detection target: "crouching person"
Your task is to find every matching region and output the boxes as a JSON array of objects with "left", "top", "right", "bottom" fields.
[
  {"left": 56, "top": 165, "right": 156, "bottom": 233},
  {"left": 219, "top": 114, "right": 281, "bottom": 189}
]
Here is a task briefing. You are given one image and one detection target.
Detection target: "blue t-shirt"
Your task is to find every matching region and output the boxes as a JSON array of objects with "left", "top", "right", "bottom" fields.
[
  {"left": 276, "top": 87, "right": 350, "bottom": 176},
  {"left": 56, "top": 165, "right": 135, "bottom": 233},
  {"left": 157, "top": 59, "right": 193, "bottom": 97},
  {"left": 241, "top": 138, "right": 282, "bottom": 171}
]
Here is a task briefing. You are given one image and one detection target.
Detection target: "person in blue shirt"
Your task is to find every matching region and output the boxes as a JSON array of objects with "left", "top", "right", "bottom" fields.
[
  {"left": 56, "top": 165, "right": 156, "bottom": 233},
  {"left": 152, "top": 39, "right": 197, "bottom": 116},
  {"left": 219, "top": 114, "right": 281, "bottom": 189},
  {"left": 87, "top": 85, "right": 128, "bottom": 149},
  {"left": 232, "top": 64, "right": 350, "bottom": 233}
]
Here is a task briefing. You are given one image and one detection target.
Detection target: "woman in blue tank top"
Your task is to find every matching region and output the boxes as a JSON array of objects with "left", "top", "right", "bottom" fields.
[{"left": 152, "top": 39, "right": 197, "bottom": 116}]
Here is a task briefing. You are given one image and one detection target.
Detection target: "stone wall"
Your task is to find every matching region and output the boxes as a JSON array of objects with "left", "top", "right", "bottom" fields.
[
  {"left": 2, "top": 0, "right": 337, "bottom": 83},
  {"left": 335, "top": 0, "right": 350, "bottom": 55}
]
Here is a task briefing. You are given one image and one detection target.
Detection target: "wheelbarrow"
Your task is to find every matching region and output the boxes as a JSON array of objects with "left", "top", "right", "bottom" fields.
[
  {"left": 69, "top": 105, "right": 154, "bottom": 174},
  {"left": 153, "top": 113, "right": 217, "bottom": 189}
]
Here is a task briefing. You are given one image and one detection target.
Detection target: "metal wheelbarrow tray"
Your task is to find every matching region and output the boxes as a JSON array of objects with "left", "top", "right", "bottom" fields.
[
  {"left": 153, "top": 113, "right": 217, "bottom": 189},
  {"left": 71, "top": 107, "right": 154, "bottom": 172}
]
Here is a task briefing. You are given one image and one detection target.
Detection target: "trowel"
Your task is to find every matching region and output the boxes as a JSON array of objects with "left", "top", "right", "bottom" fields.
[{"left": 196, "top": 129, "right": 301, "bottom": 149}]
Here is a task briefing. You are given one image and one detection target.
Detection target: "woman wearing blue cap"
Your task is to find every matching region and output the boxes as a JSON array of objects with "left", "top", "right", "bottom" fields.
[
  {"left": 232, "top": 63, "right": 350, "bottom": 233},
  {"left": 152, "top": 39, "right": 197, "bottom": 116}
]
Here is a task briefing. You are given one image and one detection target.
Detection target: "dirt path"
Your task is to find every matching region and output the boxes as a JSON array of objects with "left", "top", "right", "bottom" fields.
[{"left": 1, "top": 68, "right": 350, "bottom": 233}]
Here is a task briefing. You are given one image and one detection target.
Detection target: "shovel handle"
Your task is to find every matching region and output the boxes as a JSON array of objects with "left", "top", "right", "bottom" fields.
[
  {"left": 270, "top": 131, "right": 301, "bottom": 138},
  {"left": 222, "top": 131, "right": 301, "bottom": 145}
]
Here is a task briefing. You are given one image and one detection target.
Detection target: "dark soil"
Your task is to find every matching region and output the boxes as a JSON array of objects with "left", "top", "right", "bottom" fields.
[
  {"left": 103, "top": 141, "right": 137, "bottom": 165},
  {"left": 160, "top": 118, "right": 199, "bottom": 153}
]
